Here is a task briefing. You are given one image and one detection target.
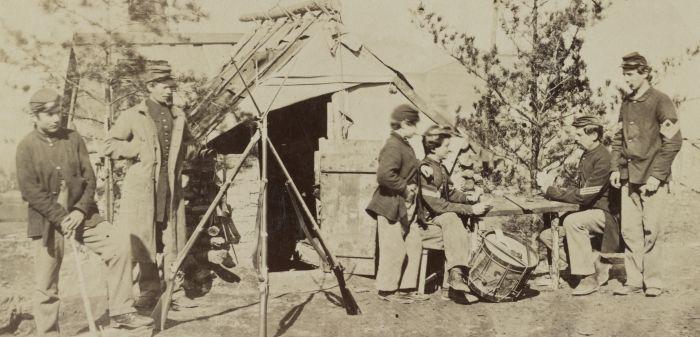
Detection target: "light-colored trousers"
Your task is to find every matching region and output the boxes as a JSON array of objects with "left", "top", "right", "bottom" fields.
[
  {"left": 376, "top": 216, "right": 412, "bottom": 292},
  {"left": 377, "top": 213, "right": 472, "bottom": 291},
  {"left": 621, "top": 183, "right": 668, "bottom": 289},
  {"left": 407, "top": 213, "right": 473, "bottom": 289},
  {"left": 33, "top": 221, "right": 135, "bottom": 337},
  {"left": 539, "top": 225, "right": 567, "bottom": 265}
]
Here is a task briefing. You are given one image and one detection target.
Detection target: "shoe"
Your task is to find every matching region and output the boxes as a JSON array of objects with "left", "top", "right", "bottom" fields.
[
  {"left": 111, "top": 312, "right": 154, "bottom": 329},
  {"left": 571, "top": 275, "right": 599, "bottom": 296},
  {"left": 134, "top": 296, "right": 158, "bottom": 311},
  {"left": 645, "top": 287, "right": 662, "bottom": 297},
  {"left": 447, "top": 288, "right": 480, "bottom": 305},
  {"left": 377, "top": 292, "right": 414, "bottom": 304},
  {"left": 400, "top": 291, "right": 430, "bottom": 301},
  {"left": 447, "top": 268, "right": 471, "bottom": 292},
  {"left": 594, "top": 260, "right": 612, "bottom": 286},
  {"left": 613, "top": 285, "right": 643, "bottom": 296}
]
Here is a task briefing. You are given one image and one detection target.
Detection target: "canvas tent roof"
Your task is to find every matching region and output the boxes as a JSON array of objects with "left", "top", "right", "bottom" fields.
[{"left": 189, "top": 3, "right": 453, "bottom": 146}]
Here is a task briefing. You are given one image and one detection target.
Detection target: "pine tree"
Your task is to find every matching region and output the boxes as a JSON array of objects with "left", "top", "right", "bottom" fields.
[{"left": 412, "top": 0, "right": 613, "bottom": 190}]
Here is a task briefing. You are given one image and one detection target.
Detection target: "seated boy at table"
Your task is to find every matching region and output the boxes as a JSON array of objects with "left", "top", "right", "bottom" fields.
[
  {"left": 402, "top": 125, "right": 490, "bottom": 304},
  {"left": 536, "top": 116, "right": 621, "bottom": 296}
]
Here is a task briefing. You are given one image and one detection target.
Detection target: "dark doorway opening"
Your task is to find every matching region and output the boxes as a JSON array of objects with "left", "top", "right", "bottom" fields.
[{"left": 265, "top": 95, "right": 329, "bottom": 271}]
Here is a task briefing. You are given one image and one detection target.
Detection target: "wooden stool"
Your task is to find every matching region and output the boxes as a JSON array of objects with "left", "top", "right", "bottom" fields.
[
  {"left": 417, "top": 220, "right": 482, "bottom": 294},
  {"left": 417, "top": 246, "right": 449, "bottom": 294}
]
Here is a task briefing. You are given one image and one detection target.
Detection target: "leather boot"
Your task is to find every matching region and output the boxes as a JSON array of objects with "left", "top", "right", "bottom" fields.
[
  {"left": 571, "top": 274, "right": 599, "bottom": 296},
  {"left": 594, "top": 258, "right": 612, "bottom": 286},
  {"left": 447, "top": 267, "right": 471, "bottom": 292}
]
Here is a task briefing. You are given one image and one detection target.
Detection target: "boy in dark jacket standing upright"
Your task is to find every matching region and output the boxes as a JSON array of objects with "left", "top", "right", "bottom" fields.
[
  {"left": 366, "top": 104, "right": 421, "bottom": 303},
  {"left": 16, "top": 89, "right": 152, "bottom": 336}
]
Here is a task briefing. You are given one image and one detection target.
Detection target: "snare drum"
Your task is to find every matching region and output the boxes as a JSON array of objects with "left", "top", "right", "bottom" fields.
[{"left": 467, "top": 230, "right": 539, "bottom": 302}]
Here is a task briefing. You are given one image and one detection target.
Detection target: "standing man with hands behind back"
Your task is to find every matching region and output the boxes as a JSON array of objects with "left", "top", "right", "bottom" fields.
[
  {"left": 609, "top": 52, "right": 682, "bottom": 297},
  {"left": 366, "top": 104, "right": 422, "bottom": 304}
]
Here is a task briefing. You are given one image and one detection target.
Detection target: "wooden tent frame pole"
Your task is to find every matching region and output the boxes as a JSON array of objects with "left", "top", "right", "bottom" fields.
[
  {"left": 239, "top": 0, "right": 339, "bottom": 22},
  {"left": 190, "top": 14, "right": 320, "bottom": 142},
  {"left": 258, "top": 98, "right": 270, "bottom": 337},
  {"left": 104, "top": 84, "right": 115, "bottom": 223}
]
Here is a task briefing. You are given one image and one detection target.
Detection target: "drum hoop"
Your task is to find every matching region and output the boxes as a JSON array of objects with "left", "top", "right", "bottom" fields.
[
  {"left": 479, "top": 232, "right": 531, "bottom": 268},
  {"left": 468, "top": 245, "right": 529, "bottom": 302},
  {"left": 468, "top": 233, "right": 538, "bottom": 302}
]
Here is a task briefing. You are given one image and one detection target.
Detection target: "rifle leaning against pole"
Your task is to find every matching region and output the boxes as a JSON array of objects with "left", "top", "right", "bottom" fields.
[
  {"left": 228, "top": 54, "right": 361, "bottom": 316},
  {"left": 150, "top": 130, "right": 261, "bottom": 331},
  {"left": 268, "top": 140, "right": 361, "bottom": 315}
]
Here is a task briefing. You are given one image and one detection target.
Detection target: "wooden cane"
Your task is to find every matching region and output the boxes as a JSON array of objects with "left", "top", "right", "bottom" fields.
[
  {"left": 69, "top": 237, "right": 100, "bottom": 337},
  {"left": 58, "top": 180, "right": 99, "bottom": 336}
]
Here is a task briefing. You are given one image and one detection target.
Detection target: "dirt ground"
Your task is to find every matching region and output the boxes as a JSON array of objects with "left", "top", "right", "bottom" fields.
[{"left": 2, "top": 189, "right": 700, "bottom": 337}]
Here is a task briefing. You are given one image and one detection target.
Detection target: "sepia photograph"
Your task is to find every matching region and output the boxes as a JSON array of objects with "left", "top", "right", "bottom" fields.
[{"left": 0, "top": 0, "right": 698, "bottom": 336}]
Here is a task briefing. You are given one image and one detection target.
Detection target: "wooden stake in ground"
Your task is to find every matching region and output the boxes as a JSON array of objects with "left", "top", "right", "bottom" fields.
[{"left": 258, "top": 108, "right": 270, "bottom": 337}]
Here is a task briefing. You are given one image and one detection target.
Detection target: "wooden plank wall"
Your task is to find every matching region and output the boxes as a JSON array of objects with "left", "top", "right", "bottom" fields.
[{"left": 317, "top": 139, "right": 383, "bottom": 275}]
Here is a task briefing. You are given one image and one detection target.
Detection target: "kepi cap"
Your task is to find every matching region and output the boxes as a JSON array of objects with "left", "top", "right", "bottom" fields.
[
  {"left": 621, "top": 52, "right": 649, "bottom": 71},
  {"left": 423, "top": 125, "right": 459, "bottom": 138},
  {"left": 572, "top": 115, "right": 603, "bottom": 128},
  {"left": 29, "top": 88, "right": 61, "bottom": 114},
  {"left": 390, "top": 104, "right": 419, "bottom": 124},
  {"left": 144, "top": 62, "right": 175, "bottom": 84}
]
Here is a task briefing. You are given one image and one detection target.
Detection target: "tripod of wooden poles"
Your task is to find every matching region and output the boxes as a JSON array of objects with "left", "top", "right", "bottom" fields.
[
  {"left": 235, "top": 55, "right": 361, "bottom": 336},
  {"left": 150, "top": 61, "right": 360, "bottom": 335}
]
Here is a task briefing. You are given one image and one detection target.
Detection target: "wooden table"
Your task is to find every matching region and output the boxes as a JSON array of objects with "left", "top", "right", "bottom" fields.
[{"left": 478, "top": 194, "right": 579, "bottom": 289}]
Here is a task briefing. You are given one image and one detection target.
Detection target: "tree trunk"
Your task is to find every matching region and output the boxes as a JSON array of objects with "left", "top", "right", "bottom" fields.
[
  {"left": 527, "top": 0, "right": 541, "bottom": 194},
  {"left": 529, "top": 127, "right": 542, "bottom": 193}
]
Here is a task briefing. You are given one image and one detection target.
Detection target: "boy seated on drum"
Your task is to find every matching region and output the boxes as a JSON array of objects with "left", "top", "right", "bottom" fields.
[
  {"left": 536, "top": 116, "right": 621, "bottom": 296},
  {"left": 403, "top": 125, "right": 491, "bottom": 304}
]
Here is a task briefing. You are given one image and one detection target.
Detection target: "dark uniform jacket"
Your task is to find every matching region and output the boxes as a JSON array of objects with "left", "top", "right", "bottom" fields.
[
  {"left": 611, "top": 87, "right": 682, "bottom": 184},
  {"left": 145, "top": 98, "right": 174, "bottom": 222},
  {"left": 545, "top": 144, "right": 622, "bottom": 253},
  {"left": 366, "top": 132, "right": 419, "bottom": 225},
  {"left": 16, "top": 128, "right": 103, "bottom": 244},
  {"left": 417, "top": 156, "right": 472, "bottom": 224}
]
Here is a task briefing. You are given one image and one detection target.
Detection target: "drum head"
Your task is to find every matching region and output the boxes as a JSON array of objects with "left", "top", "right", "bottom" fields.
[{"left": 483, "top": 232, "right": 539, "bottom": 268}]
